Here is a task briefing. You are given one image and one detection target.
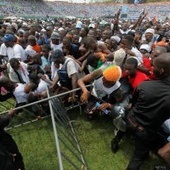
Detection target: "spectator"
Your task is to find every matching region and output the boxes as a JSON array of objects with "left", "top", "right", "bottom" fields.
[
  {"left": 51, "top": 49, "right": 85, "bottom": 101},
  {"left": 7, "top": 58, "right": 30, "bottom": 84}
]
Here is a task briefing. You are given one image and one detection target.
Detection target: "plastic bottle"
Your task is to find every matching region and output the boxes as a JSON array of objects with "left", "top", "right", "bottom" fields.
[{"left": 95, "top": 102, "right": 109, "bottom": 115}]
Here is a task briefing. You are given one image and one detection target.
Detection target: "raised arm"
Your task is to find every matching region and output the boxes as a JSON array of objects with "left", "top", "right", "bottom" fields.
[{"left": 77, "top": 69, "right": 102, "bottom": 103}]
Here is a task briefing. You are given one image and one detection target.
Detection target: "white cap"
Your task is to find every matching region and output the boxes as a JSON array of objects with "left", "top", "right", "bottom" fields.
[
  {"left": 113, "top": 48, "right": 126, "bottom": 66},
  {"left": 110, "top": 36, "right": 121, "bottom": 43},
  {"left": 88, "top": 24, "right": 95, "bottom": 28},
  {"left": 140, "top": 44, "right": 151, "bottom": 53},
  {"left": 145, "top": 28, "right": 155, "bottom": 35}
]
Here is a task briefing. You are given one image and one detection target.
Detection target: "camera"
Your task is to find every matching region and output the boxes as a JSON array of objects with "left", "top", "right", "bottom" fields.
[{"left": 110, "top": 95, "right": 130, "bottom": 132}]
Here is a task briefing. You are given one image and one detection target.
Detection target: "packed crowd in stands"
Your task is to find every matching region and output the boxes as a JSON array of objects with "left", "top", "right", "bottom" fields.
[
  {"left": 0, "top": 1, "right": 170, "bottom": 170},
  {"left": 0, "top": 0, "right": 170, "bottom": 20}
]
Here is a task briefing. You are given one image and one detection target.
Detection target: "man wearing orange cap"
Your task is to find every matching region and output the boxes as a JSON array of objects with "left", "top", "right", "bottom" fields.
[{"left": 78, "top": 65, "right": 127, "bottom": 119}]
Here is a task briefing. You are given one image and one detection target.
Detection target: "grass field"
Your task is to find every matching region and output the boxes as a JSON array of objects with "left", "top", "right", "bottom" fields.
[
  {"left": 0, "top": 98, "right": 164, "bottom": 170},
  {"left": 2, "top": 108, "right": 163, "bottom": 169}
]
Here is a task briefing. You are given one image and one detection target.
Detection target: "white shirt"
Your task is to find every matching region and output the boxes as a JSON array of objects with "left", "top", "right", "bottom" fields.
[
  {"left": 7, "top": 62, "right": 30, "bottom": 83},
  {"left": 25, "top": 45, "right": 36, "bottom": 57},
  {"left": 131, "top": 47, "right": 143, "bottom": 64},
  {"left": 0, "top": 43, "right": 27, "bottom": 61},
  {"left": 13, "top": 83, "right": 28, "bottom": 103},
  {"left": 36, "top": 75, "right": 51, "bottom": 93},
  {"left": 13, "top": 44, "right": 27, "bottom": 61},
  {"left": 50, "top": 42, "right": 63, "bottom": 52},
  {"left": 92, "top": 77, "right": 121, "bottom": 99},
  {"left": 0, "top": 43, "right": 7, "bottom": 56},
  {"left": 65, "top": 57, "right": 85, "bottom": 78}
]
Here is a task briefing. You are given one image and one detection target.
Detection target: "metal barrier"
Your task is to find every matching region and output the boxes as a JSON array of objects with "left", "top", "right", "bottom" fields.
[
  {"left": 0, "top": 86, "right": 90, "bottom": 170},
  {"left": 47, "top": 88, "right": 88, "bottom": 170}
]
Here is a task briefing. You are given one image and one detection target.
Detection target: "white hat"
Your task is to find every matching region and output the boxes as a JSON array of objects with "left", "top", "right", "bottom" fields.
[
  {"left": 58, "top": 27, "right": 64, "bottom": 32},
  {"left": 88, "top": 24, "right": 95, "bottom": 29},
  {"left": 22, "top": 22, "right": 28, "bottom": 27},
  {"left": 145, "top": 28, "right": 155, "bottom": 35},
  {"left": 140, "top": 44, "right": 151, "bottom": 53},
  {"left": 110, "top": 36, "right": 121, "bottom": 43},
  {"left": 113, "top": 48, "right": 126, "bottom": 66}
]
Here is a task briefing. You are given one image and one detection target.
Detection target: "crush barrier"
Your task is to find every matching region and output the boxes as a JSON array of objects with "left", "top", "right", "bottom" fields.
[{"left": 0, "top": 87, "right": 90, "bottom": 170}]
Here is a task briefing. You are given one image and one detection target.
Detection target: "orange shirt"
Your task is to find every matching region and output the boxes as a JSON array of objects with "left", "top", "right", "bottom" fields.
[{"left": 32, "top": 44, "right": 41, "bottom": 53}]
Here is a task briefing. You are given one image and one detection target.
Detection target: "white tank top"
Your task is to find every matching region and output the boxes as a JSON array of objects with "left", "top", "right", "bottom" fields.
[{"left": 92, "top": 77, "right": 121, "bottom": 99}]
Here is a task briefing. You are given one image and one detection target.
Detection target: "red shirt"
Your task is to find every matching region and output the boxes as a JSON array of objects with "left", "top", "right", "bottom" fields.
[
  {"left": 142, "top": 57, "right": 155, "bottom": 80},
  {"left": 128, "top": 71, "right": 150, "bottom": 90}
]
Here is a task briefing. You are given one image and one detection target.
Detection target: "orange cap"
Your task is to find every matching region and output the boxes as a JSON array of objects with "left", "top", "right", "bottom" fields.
[{"left": 103, "top": 65, "right": 122, "bottom": 82}]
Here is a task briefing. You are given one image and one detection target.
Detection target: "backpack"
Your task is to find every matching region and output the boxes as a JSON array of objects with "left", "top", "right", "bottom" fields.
[{"left": 57, "top": 60, "right": 72, "bottom": 89}]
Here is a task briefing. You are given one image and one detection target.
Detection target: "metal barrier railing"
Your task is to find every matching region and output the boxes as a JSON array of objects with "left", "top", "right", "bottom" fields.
[
  {"left": 0, "top": 86, "right": 91, "bottom": 170},
  {"left": 47, "top": 88, "right": 88, "bottom": 170}
]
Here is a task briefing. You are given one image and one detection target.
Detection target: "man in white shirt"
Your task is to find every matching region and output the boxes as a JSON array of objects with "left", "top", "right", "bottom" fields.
[
  {"left": 50, "top": 33, "right": 63, "bottom": 52},
  {"left": 7, "top": 58, "right": 30, "bottom": 84},
  {"left": 1, "top": 34, "right": 27, "bottom": 61}
]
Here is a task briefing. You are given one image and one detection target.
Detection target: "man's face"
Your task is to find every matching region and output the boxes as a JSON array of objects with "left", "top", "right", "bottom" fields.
[
  {"left": 102, "top": 30, "right": 111, "bottom": 41},
  {"left": 4, "top": 41, "right": 14, "bottom": 47},
  {"left": 53, "top": 58, "right": 63, "bottom": 69},
  {"left": 122, "top": 23, "right": 128, "bottom": 31},
  {"left": 124, "top": 63, "right": 137, "bottom": 77},
  {"left": 110, "top": 38, "right": 117, "bottom": 47},
  {"left": 54, "top": 59, "right": 60, "bottom": 69},
  {"left": 51, "top": 39, "right": 59, "bottom": 45},
  {"left": 120, "top": 39, "right": 130, "bottom": 49},
  {"left": 11, "top": 61, "right": 20, "bottom": 70},
  {"left": 145, "top": 32, "right": 153, "bottom": 42},
  {"left": 152, "top": 59, "right": 163, "bottom": 79},
  {"left": 102, "top": 77, "right": 115, "bottom": 88},
  {"left": 41, "top": 48, "right": 49, "bottom": 57}
]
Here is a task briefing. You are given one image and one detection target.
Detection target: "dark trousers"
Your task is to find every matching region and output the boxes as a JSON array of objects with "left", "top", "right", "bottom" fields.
[
  {"left": 126, "top": 129, "right": 157, "bottom": 170},
  {"left": 0, "top": 131, "right": 25, "bottom": 170}
]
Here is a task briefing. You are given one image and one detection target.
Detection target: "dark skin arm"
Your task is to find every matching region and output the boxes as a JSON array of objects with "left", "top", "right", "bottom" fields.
[
  {"left": 113, "top": 8, "right": 121, "bottom": 34},
  {"left": 77, "top": 69, "right": 103, "bottom": 103},
  {"left": 0, "top": 110, "right": 16, "bottom": 129},
  {"left": 69, "top": 73, "right": 78, "bottom": 101}
]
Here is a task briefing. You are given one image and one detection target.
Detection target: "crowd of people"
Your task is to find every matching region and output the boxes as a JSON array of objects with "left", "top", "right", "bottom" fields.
[
  {"left": 0, "top": 0, "right": 170, "bottom": 20},
  {"left": 0, "top": 2, "right": 170, "bottom": 169}
]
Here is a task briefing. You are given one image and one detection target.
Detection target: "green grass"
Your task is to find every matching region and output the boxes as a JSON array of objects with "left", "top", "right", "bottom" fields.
[{"left": 0, "top": 101, "right": 164, "bottom": 170}]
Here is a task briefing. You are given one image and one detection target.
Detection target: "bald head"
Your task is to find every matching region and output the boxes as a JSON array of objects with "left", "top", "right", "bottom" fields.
[
  {"left": 153, "top": 46, "right": 167, "bottom": 58},
  {"left": 153, "top": 53, "right": 170, "bottom": 78}
]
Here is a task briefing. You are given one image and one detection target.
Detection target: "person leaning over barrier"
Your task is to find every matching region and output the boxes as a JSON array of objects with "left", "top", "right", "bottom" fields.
[
  {"left": 50, "top": 49, "right": 85, "bottom": 102},
  {"left": 77, "top": 65, "right": 128, "bottom": 119}
]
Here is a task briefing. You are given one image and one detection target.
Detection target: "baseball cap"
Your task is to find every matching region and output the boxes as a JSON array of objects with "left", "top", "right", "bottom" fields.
[
  {"left": 51, "top": 49, "right": 64, "bottom": 62},
  {"left": 51, "top": 33, "right": 60, "bottom": 40},
  {"left": 1, "top": 34, "right": 15, "bottom": 42}
]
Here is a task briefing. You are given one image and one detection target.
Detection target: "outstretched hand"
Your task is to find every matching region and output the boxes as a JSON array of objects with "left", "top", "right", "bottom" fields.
[{"left": 80, "top": 91, "right": 90, "bottom": 103}]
